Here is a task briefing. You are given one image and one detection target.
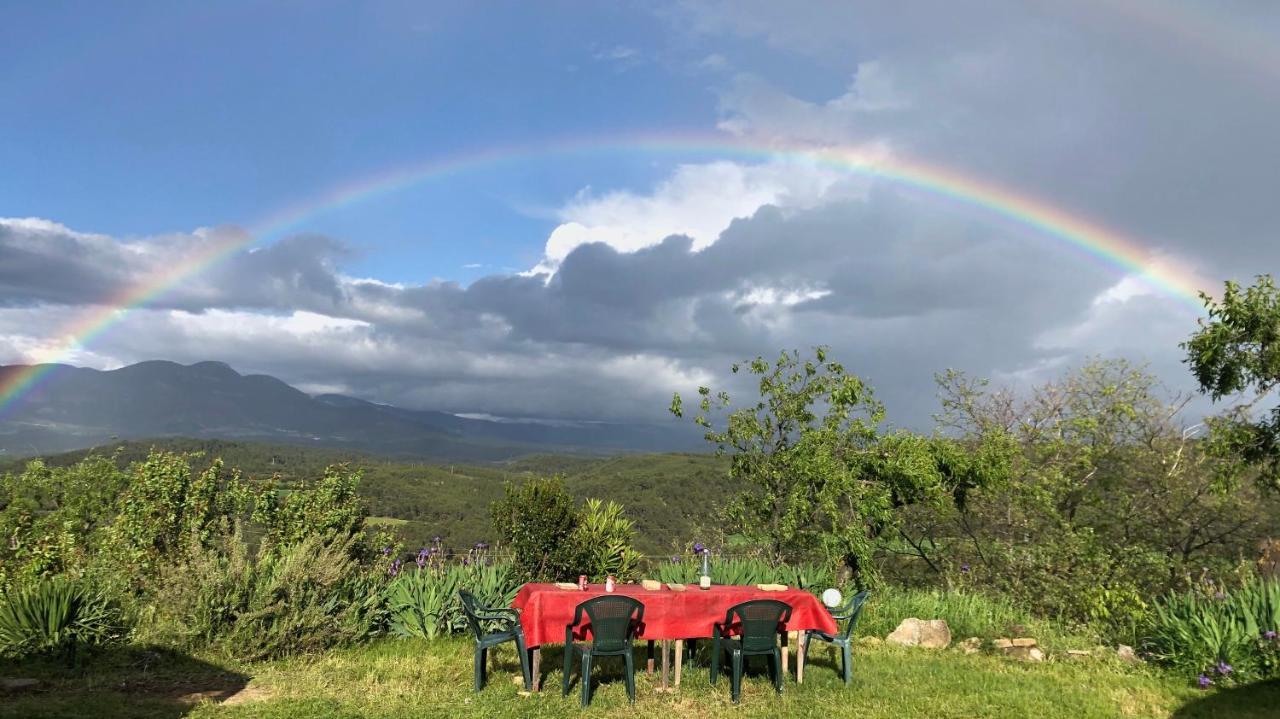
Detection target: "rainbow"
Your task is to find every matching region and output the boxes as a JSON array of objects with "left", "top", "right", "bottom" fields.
[{"left": 0, "top": 133, "right": 1212, "bottom": 417}]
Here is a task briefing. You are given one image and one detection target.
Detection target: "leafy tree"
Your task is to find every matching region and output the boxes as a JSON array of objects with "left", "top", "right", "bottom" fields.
[
  {"left": 1183, "top": 275, "right": 1280, "bottom": 489},
  {"left": 253, "top": 464, "right": 370, "bottom": 556},
  {"left": 671, "top": 347, "right": 1011, "bottom": 583},
  {"left": 490, "top": 476, "right": 580, "bottom": 581}
]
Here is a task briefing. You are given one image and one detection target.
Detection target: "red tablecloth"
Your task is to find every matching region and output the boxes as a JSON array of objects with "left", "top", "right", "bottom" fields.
[{"left": 512, "top": 583, "right": 838, "bottom": 647}]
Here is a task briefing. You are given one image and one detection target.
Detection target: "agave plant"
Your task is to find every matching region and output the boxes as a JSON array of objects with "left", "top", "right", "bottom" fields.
[{"left": 0, "top": 576, "right": 121, "bottom": 660}]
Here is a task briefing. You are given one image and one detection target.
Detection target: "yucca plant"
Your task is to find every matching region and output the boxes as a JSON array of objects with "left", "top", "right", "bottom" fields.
[
  {"left": 0, "top": 576, "right": 121, "bottom": 660},
  {"left": 386, "top": 555, "right": 521, "bottom": 639}
]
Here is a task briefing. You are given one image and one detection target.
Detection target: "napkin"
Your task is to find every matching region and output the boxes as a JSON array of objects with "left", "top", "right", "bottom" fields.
[
  {"left": 640, "top": 579, "right": 662, "bottom": 591},
  {"left": 756, "top": 583, "right": 788, "bottom": 591},
  {"left": 554, "top": 582, "right": 581, "bottom": 590},
  {"left": 666, "top": 583, "right": 687, "bottom": 591}
]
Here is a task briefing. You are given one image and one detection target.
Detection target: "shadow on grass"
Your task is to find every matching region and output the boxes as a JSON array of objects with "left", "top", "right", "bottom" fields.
[
  {"left": 0, "top": 645, "right": 249, "bottom": 719},
  {"left": 1171, "top": 679, "right": 1280, "bottom": 719}
]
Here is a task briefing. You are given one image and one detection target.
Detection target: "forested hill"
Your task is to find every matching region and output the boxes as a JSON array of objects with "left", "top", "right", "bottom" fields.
[
  {"left": 0, "top": 438, "right": 732, "bottom": 555},
  {"left": 0, "top": 360, "right": 701, "bottom": 460}
]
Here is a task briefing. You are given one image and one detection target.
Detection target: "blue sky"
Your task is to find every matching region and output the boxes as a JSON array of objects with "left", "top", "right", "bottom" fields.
[
  {"left": 2, "top": 1, "right": 1276, "bottom": 424},
  {"left": 2, "top": 1, "right": 847, "bottom": 283}
]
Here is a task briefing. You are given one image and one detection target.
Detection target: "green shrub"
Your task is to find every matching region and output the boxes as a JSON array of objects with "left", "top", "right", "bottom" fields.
[
  {"left": 491, "top": 477, "right": 580, "bottom": 581},
  {"left": 0, "top": 577, "right": 121, "bottom": 660},
  {"left": 569, "top": 498, "right": 642, "bottom": 582},
  {"left": 138, "top": 533, "right": 385, "bottom": 661},
  {"left": 1145, "top": 577, "right": 1280, "bottom": 685},
  {"left": 858, "top": 585, "right": 1081, "bottom": 646},
  {"left": 386, "top": 551, "right": 521, "bottom": 639}
]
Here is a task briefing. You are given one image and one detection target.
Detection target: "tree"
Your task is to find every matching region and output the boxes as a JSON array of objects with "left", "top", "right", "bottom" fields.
[
  {"left": 1183, "top": 275, "right": 1280, "bottom": 490},
  {"left": 671, "top": 347, "right": 1010, "bottom": 583}
]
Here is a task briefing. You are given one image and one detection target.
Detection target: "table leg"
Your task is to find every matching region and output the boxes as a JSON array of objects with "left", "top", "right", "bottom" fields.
[
  {"left": 796, "top": 632, "right": 806, "bottom": 684},
  {"left": 647, "top": 639, "right": 655, "bottom": 674},
  {"left": 782, "top": 630, "right": 790, "bottom": 676},
  {"left": 661, "top": 640, "right": 670, "bottom": 692},
  {"left": 674, "top": 639, "right": 683, "bottom": 687},
  {"left": 531, "top": 647, "right": 541, "bottom": 692}
]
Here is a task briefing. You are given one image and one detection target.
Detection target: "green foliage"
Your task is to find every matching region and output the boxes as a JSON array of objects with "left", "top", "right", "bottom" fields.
[
  {"left": 137, "top": 533, "right": 385, "bottom": 661},
  {"left": 672, "top": 347, "right": 1011, "bottom": 582},
  {"left": 650, "top": 555, "right": 833, "bottom": 592},
  {"left": 1145, "top": 577, "right": 1280, "bottom": 685},
  {"left": 490, "top": 476, "right": 580, "bottom": 581},
  {"left": 1183, "top": 275, "right": 1280, "bottom": 490},
  {"left": 386, "top": 553, "right": 521, "bottom": 639},
  {"left": 253, "top": 464, "right": 370, "bottom": 556},
  {"left": 490, "top": 477, "right": 642, "bottom": 582},
  {"left": 0, "top": 576, "right": 121, "bottom": 660},
  {"left": 569, "top": 498, "right": 642, "bottom": 581}
]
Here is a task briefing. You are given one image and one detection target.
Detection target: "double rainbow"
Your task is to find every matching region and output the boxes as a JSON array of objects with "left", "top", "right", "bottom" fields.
[{"left": 0, "top": 134, "right": 1211, "bottom": 416}]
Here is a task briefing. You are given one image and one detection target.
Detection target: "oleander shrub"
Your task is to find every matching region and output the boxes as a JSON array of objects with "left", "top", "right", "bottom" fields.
[{"left": 0, "top": 576, "right": 122, "bottom": 660}]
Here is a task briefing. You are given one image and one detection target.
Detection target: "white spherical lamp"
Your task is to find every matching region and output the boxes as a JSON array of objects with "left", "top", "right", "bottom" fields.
[{"left": 821, "top": 588, "right": 843, "bottom": 608}]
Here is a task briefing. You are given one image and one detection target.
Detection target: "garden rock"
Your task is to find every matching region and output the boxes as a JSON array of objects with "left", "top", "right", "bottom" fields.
[
  {"left": 886, "top": 618, "right": 951, "bottom": 649},
  {"left": 1066, "top": 650, "right": 1092, "bottom": 660},
  {"left": 1116, "top": 645, "right": 1141, "bottom": 663},
  {"left": 1006, "top": 646, "right": 1045, "bottom": 662},
  {"left": 958, "top": 637, "right": 982, "bottom": 654}
]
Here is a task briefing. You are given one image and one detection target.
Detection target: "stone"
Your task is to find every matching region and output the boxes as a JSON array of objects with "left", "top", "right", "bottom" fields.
[
  {"left": 1006, "top": 646, "right": 1045, "bottom": 662},
  {"left": 885, "top": 618, "right": 951, "bottom": 649},
  {"left": 957, "top": 637, "right": 982, "bottom": 654},
  {"left": 1011, "top": 637, "right": 1038, "bottom": 648},
  {"left": 1116, "top": 645, "right": 1141, "bottom": 663},
  {"left": 1, "top": 678, "right": 39, "bottom": 693},
  {"left": 1066, "top": 649, "right": 1092, "bottom": 660},
  {"left": 991, "top": 638, "right": 1014, "bottom": 650}
]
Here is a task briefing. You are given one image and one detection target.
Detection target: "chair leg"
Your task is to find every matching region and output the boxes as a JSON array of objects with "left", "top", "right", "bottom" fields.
[
  {"left": 562, "top": 645, "right": 573, "bottom": 697},
  {"left": 514, "top": 633, "right": 532, "bottom": 691},
  {"left": 841, "top": 644, "right": 853, "bottom": 685},
  {"left": 772, "top": 648, "right": 783, "bottom": 693},
  {"left": 474, "top": 646, "right": 487, "bottom": 692},
  {"left": 709, "top": 637, "right": 720, "bottom": 685},
  {"left": 624, "top": 650, "right": 637, "bottom": 703},
  {"left": 580, "top": 654, "right": 593, "bottom": 707},
  {"left": 730, "top": 652, "right": 743, "bottom": 704}
]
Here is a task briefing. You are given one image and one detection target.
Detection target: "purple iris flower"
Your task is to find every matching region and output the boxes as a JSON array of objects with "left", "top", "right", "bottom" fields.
[
  {"left": 381, "top": 546, "right": 392, "bottom": 556},
  {"left": 388, "top": 558, "right": 403, "bottom": 577},
  {"left": 432, "top": 535, "right": 443, "bottom": 544},
  {"left": 1265, "top": 630, "right": 1278, "bottom": 640},
  {"left": 960, "top": 563, "right": 971, "bottom": 573},
  {"left": 671, "top": 555, "right": 681, "bottom": 563},
  {"left": 1198, "top": 674, "right": 1212, "bottom": 689},
  {"left": 475, "top": 541, "right": 488, "bottom": 550},
  {"left": 1216, "top": 661, "right": 1233, "bottom": 675},
  {"left": 693, "top": 542, "right": 705, "bottom": 554}
]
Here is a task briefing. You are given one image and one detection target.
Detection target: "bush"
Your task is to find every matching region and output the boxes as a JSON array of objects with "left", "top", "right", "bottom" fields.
[
  {"left": 1145, "top": 576, "right": 1280, "bottom": 686},
  {"left": 386, "top": 547, "right": 521, "bottom": 639},
  {"left": 0, "top": 577, "right": 122, "bottom": 660},
  {"left": 569, "top": 498, "right": 642, "bottom": 582},
  {"left": 856, "top": 585, "right": 1076, "bottom": 645},
  {"left": 138, "top": 533, "right": 385, "bottom": 661}
]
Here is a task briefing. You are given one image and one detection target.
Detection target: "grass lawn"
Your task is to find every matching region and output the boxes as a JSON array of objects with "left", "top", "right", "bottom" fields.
[{"left": 4, "top": 638, "right": 1278, "bottom": 719}]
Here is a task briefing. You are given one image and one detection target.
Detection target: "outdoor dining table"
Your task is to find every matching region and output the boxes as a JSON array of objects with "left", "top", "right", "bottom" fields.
[{"left": 512, "top": 582, "right": 839, "bottom": 691}]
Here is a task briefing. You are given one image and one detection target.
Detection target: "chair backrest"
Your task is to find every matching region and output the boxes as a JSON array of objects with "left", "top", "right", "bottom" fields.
[
  {"left": 838, "top": 590, "right": 871, "bottom": 640},
  {"left": 725, "top": 599, "right": 792, "bottom": 653},
  {"left": 575, "top": 595, "right": 644, "bottom": 653},
  {"left": 457, "top": 589, "right": 485, "bottom": 640}
]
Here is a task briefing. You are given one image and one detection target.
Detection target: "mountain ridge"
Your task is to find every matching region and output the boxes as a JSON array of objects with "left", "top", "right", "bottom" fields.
[{"left": 0, "top": 360, "right": 700, "bottom": 461}]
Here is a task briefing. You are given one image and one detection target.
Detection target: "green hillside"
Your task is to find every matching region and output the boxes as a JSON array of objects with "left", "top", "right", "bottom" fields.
[{"left": 0, "top": 438, "right": 731, "bottom": 555}]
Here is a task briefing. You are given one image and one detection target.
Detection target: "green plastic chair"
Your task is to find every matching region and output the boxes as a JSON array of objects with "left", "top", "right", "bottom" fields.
[
  {"left": 710, "top": 599, "right": 793, "bottom": 703},
  {"left": 562, "top": 595, "right": 645, "bottom": 707},
  {"left": 458, "top": 589, "right": 532, "bottom": 692},
  {"left": 803, "top": 590, "right": 870, "bottom": 685}
]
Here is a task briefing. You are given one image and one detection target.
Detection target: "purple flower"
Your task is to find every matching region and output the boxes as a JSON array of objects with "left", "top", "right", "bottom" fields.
[
  {"left": 1198, "top": 674, "right": 1213, "bottom": 689},
  {"left": 462, "top": 558, "right": 471, "bottom": 566},
  {"left": 693, "top": 542, "right": 706, "bottom": 555},
  {"left": 381, "top": 546, "right": 392, "bottom": 556},
  {"left": 1216, "top": 661, "right": 1233, "bottom": 675},
  {"left": 475, "top": 541, "right": 488, "bottom": 550},
  {"left": 416, "top": 548, "right": 430, "bottom": 568},
  {"left": 960, "top": 563, "right": 971, "bottom": 573},
  {"left": 1265, "top": 630, "right": 1278, "bottom": 641},
  {"left": 671, "top": 555, "right": 681, "bottom": 563},
  {"left": 432, "top": 535, "right": 443, "bottom": 544},
  {"left": 388, "top": 558, "right": 403, "bottom": 577}
]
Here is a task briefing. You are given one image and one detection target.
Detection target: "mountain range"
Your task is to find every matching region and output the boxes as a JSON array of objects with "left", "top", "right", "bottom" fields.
[{"left": 0, "top": 360, "right": 702, "bottom": 461}]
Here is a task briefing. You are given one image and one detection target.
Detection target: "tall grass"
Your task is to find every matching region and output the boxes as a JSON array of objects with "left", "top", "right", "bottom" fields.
[
  {"left": 650, "top": 556, "right": 833, "bottom": 591},
  {"left": 857, "top": 585, "right": 1088, "bottom": 647}
]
